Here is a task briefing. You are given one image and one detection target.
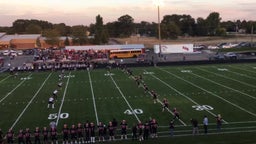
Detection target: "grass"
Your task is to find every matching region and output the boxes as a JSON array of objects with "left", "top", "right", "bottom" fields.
[{"left": 0, "top": 63, "right": 256, "bottom": 143}]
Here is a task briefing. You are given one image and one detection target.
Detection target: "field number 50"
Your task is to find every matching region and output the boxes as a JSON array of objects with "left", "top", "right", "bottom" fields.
[{"left": 48, "top": 113, "right": 69, "bottom": 120}]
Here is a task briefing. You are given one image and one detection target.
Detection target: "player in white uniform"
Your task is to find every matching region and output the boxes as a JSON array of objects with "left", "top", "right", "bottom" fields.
[{"left": 47, "top": 97, "right": 55, "bottom": 109}]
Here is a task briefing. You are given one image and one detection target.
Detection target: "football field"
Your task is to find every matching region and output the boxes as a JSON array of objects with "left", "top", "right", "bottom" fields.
[{"left": 0, "top": 63, "right": 256, "bottom": 142}]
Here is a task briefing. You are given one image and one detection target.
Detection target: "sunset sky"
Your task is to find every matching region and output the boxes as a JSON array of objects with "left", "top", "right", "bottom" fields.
[{"left": 0, "top": 0, "right": 256, "bottom": 26}]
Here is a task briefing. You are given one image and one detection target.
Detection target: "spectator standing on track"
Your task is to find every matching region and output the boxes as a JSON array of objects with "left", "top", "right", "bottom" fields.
[
  {"left": 216, "top": 114, "right": 222, "bottom": 132},
  {"left": 203, "top": 115, "right": 208, "bottom": 134},
  {"left": 191, "top": 118, "right": 199, "bottom": 135},
  {"left": 34, "top": 127, "right": 41, "bottom": 144},
  {"left": 169, "top": 120, "right": 174, "bottom": 136}
]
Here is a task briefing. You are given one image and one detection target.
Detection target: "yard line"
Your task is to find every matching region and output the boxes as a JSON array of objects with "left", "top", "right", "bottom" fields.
[
  {"left": 87, "top": 70, "right": 99, "bottom": 125},
  {"left": 189, "top": 68, "right": 256, "bottom": 100},
  {"left": 159, "top": 67, "right": 256, "bottom": 118},
  {"left": 218, "top": 66, "right": 256, "bottom": 80},
  {"left": 197, "top": 67, "right": 256, "bottom": 89},
  {"left": 0, "top": 74, "right": 32, "bottom": 103},
  {"left": 136, "top": 73, "right": 187, "bottom": 126},
  {"left": 56, "top": 72, "right": 71, "bottom": 126},
  {"left": 149, "top": 69, "right": 228, "bottom": 124},
  {"left": 0, "top": 75, "right": 11, "bottom": 83},
  {"left": 10, "top": 73, "right": 52, "bottom": 129},
  {"left": 109, "top": 72, "right": 141, "bottom": 122},
  {"left": 228, "top": 65, "right": 256, "bottom": 75}
]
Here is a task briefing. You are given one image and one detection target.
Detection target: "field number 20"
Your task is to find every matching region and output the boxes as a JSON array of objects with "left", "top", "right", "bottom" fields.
[
  {"left": 192, "top": 105, "right": 214, "bottom": 111},
  {"left": 48, "top": 113, "right": 69, "bottom": 120},
  {"left": 124, "top": 109, "right": 143, "bottom": 115}
]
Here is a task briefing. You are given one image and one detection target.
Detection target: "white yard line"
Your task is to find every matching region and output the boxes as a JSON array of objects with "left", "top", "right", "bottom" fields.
[
  {"left": 109, "top": 72, "right": 141, "bottom": 122},
  {"left": 228, "top": 65, "right": 256, "bottom": 75},
  {"left": 149, "top": 69, "right": 228, "bottom": 124},
  {"left": 222, "top": 66, "right": 256, "bottom": 80},
  {"left": 0, "top": 74, "right": 32, "bottom": 103},
  {"left": 197, "top": 67, "right": 256, "bottom": 89},
  {"left": 10, "top": 73, "right": 52, "bottom": 129},
  {"left": 0, "top": 75, "right": 11, "bottom": 83},
  {"left": 87, "top": 70, "right": 99, "bottom": 125},
  {"left": 159, "top": 67, "right": 256, "bottom": 118},
  {"left": 189, "top": 69, "right": 256, "bottom": 100},
  {"left": 56, "top": 72, "right": 71, "bottom": 126}
]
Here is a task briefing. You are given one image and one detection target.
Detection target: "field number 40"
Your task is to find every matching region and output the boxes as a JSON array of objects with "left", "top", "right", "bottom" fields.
[
  {"left": 124, "top": 109, "right": 143, "bottom": 115},
  {"left": 48, "top": 113, "right": 69, "bottom": 120}
]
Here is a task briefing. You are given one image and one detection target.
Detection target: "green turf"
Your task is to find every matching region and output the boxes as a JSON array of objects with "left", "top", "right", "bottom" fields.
[{"left": 0, "top": 63, "right": 256, "bottom": 143}]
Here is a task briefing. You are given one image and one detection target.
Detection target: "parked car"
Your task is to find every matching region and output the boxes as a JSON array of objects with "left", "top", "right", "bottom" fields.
[{"left": 224, "top": 52, "right": 237, "bottom": 59}]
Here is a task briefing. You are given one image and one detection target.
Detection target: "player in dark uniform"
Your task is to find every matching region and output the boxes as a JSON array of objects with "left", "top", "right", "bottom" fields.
[
  {"left": 173, "top": 108, "right": 180, "bottom": 120},
  {"left": 0, "top": 129, "right": 3, "bottom": 144},
  {"left": 143, "top": 121, "right": 150, "bottom": 140},
  {"left": 70, "top": 124, "right": 77, "bottom": 144},
  {"left": 162, "top": 98, "right": 169, "bottom": 112},
  {"left": 50, "top": 127, "right": 58, "bottom": 144},
  {"left": 131, "top": 124, "right": 137, "bottom": 140},
  {"left": 34, "top": 127, "right": 41, "bottom": 144},
  {"left": 137, "top": 121, "right": 144, "bottom": 141},
  {"left": 24, "top": 128, "right": 32, "bottom": 144},
  {"left": 62, "top": 124, "right": 69, "bottom": 144},
  {"left": 17, "top": 129, "right": 25, "bottom": 144},
  {"left": 77, "top": 123, "right": 84, "bottom": 143},
  {"left": 169, "top": 120, "right": 174, "bottom": 136},
  {"left": 143, "top": 84, "right": 149, "bottom": 93},
  {"left": 42, "top": 127, "right": 49, "bottom": 144},
  {"left": 108, "top": 122, "right": 115, "bottom": 141},
  {"left": 84, "top": 122, "right": 90, "bottom": 143},
  {"left": 6, "top": 128, "right": 14, "bottom": 144},
  {"left": 90, "top": 122, "right": 96, "bottom": 143},
  {"left": 151, "top": 119, "right": 158, "bottom": 138},
  {"left": 120, "top": 120, "right": 128, "bottom": 139},
  {"left": 98, "top": 122, "right": 105, "bottom": 142},
  {"left": 151, "top": 90, "right": 158, "bottom": 104}
]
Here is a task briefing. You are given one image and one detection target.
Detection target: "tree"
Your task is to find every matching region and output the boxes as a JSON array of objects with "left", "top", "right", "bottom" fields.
[
  {"left": 161, "top": 22, "right": 181, "bottom": 39},
  {"left": 195, "top": 17, "right": 208, "bottom": 36},
  {"left": 25, "top": 24, "right": 42, "bottom": 34},
  {"left": 44, "top": 29, "right": 60, "bottom": 47},
  {"left": 117, "top": 14, "right": 135, "bottom": 37},
  {"left": 71, "top": 25, "right": 88, "bottom": 45},
  {"left": 206, "top": 12, "right": 221, "bottom": 35},
  {"left": 94, "top": 15, "right": 109, "bottom": 44}
]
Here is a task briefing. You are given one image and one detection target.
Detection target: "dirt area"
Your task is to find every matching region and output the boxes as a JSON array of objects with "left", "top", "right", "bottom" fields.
[{"left": 114, "top": 35, "right": 255, "bottom": 48}]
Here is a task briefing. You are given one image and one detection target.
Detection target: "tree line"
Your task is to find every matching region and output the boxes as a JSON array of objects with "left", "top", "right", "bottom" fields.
[{"left": 0, "top": 12, "right": 256, "bottom": 45}]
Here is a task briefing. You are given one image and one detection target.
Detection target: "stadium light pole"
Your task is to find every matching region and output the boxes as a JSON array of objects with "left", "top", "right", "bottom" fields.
[{"left": 154, "top": 0, "right": 163, "bottom": 58}]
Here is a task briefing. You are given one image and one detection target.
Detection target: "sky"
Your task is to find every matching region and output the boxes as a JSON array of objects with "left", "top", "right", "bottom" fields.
[{"left": 0, "top": 0, "right": 256, "bottom": 26}]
